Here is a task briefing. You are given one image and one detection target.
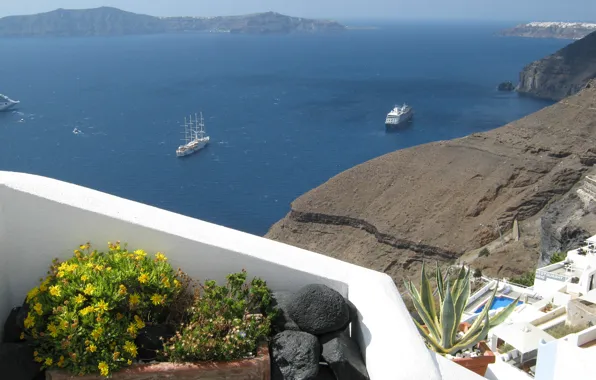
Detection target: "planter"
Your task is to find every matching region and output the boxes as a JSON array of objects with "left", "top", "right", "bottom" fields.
[
  {"left": 451, "top": 341, "right": 495, "bottom": 377},
  {"left": 421, "top": 322, "right": 495, "bottom": 376},
  {"left": 46, "top": 343, "right": 270, "bottom": 380}
]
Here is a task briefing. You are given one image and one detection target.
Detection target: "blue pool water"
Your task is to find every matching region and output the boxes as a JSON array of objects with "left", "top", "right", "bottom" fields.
[{"left": 475, "top": 296, "right": 523, "bottom": 313}]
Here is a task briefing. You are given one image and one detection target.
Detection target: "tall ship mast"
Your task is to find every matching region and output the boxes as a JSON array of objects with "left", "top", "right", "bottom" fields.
[{"left": 176, "top": 112, "right": 210, "bottom": 157}]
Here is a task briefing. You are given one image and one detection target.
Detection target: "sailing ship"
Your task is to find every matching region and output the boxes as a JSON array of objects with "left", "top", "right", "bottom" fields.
[{"left": 176, "top": 112, "right": 210, "bottom": 157}]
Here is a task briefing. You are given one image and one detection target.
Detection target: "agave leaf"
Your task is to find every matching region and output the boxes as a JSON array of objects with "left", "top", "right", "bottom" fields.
[
  {"left": 435, "top": 262, "right": 445, "bottom": 305},
  {"left": 489, "top": 296, "right": 520, "bottom": 328},
  {"left": 420, "top": 263, "right": 438, "bottom": 325},
  {"left": 412, "top": 317, "right": 447, "bottom": 354},
  {"left": 440, "top": 282, "right": 457, "bottom": 349},
  {"left": 451, "top": 272, "right": 471, "bottom": 343},
  {"left": 449, "top": 309, "right": 491, "bottom": 355},
  {"left": 452, "top": 266, "right": 469, "bottom": 303},
  {"left": 404, "top": 280, "right": 442, "bottom": 339}
]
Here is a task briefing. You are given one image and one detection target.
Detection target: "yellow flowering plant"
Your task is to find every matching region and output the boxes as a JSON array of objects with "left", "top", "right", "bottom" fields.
[{"left": 23, "top": 242, "right": 181, "bottom": 377}]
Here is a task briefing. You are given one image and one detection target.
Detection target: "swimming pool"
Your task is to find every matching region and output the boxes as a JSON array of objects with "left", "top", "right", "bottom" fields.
[{"left": 475, "top": 296, "right": 523, "bottom": 313}]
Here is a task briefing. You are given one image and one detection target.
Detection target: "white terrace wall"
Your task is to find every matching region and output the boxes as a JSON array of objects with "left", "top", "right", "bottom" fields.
[{"left": 0, "top": 172, "right": 482, "bottom": 380}]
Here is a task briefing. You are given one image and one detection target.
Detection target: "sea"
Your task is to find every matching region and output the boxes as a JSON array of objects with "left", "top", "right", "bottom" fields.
[{"left": 0, "top": 22, "right": 568, "bottom": 236}]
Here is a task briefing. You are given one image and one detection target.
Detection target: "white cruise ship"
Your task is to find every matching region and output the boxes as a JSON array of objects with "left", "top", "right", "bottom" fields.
[
  {"left": 176, "top": 112, "right": 210, "bottom": 157},
  {"left": 385, "top": 104, "right": 413, "bottom": 128},
  {"left": 0, "top": 94, "right": 20, "bottom": 112}
]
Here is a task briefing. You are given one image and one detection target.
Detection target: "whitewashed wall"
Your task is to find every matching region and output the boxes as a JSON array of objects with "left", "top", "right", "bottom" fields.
[{"left": 0, "top": 171, "right": 484, "bottom": 380}]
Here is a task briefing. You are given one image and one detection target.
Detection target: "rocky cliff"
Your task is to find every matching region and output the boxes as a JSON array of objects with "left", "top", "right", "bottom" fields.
[
  {"left": 500, "top": 22, "right": 596, "bottom": 40},
  {"left": 0, "top": 7, "right": 345, "bottom": 37},
  {"left": 163, "top": 12, "right": 346, "bottom": 34},
  {"left": 267, "top": 82, "right": 596, "bottom": 285},
  {"left": 517, "top": 31, "right": 596, "bottom": 100}
]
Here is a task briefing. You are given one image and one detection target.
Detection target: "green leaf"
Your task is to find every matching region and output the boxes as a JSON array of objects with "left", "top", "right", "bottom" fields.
[
  {"left": 436, "top": 262, "right": 445, "bottom": 305},
  {"left": 420, "top": 263, "right": 438, "bottom": 325},
  {"left": 404, "top": 279, "right": 442, "bottom": 339},
  {"left": 451, "top": 271, "right": 471, "bottom": 344},
  {"left": 440, "top": 282, "right": 456, "bottom": 349},
  {"left": 448, "top": 310, "right": 491, "bottom": 355}
]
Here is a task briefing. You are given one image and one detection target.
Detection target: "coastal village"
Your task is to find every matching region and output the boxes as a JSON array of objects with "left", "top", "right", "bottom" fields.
[{"left": 2, "top": 5, "right": 596, "bottom": 380}]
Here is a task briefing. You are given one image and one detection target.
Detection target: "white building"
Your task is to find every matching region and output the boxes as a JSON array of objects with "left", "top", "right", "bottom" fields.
[{"left": 0, "top": 171, "right": 487, "bottom": 380}]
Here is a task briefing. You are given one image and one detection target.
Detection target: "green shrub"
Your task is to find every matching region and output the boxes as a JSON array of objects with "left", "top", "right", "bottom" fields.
[
  {"left": 509, "top": 271, "right": 535, "bottom": 287},
  {"left": 479, "top": 248, "right": 490, "bottom": 257},
  {"left": 23, "top": 242, "right": 181, "bottom": 377},
  {"left": 162, "top": 270, "right": 273, "bottom": 363},
  {"left": 550, "top": 252, "right": 567, "bottom": 264}
]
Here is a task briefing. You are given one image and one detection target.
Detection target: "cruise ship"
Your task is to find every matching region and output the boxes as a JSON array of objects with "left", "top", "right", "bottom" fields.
[
  {"left": 0, "top": 94, "right": 20, "bottom": 112},
  {"left": 176, "top": 112, "right": 210, "bottom": 157},
  {"left": 385, "top": 104, "right": 413, "bottom": 128}
]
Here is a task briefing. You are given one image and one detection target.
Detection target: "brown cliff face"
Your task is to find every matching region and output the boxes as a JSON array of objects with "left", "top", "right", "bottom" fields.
[
  {"left": 517, "top": 31, "right": 596, "bottom": 100},
  {"left": 267, "top": 83, "right": 596, "bottom": 285}
]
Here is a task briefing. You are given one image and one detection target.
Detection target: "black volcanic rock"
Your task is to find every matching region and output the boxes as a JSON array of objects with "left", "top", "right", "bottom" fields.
[
  {"left": 320, "top": 330, "right": 369, "bottom": 380},
  {"left": 287, "top": 284, "right": 350, "bottom": 335},
  {"left": 271, "top": 331, "right": 321, "bottom": 380},
  {"left": 0, "top": 8, "right": 346, "bottom": 37},
  {"left": 0, "top": 343, "right": 41, "bottom": 380},
  {"left": 497, "top": 81, "right": 515, "bottom": 92},
  {"left": 517, "top": 31, "right": 596, "bottom": 100},
  {"left": 271, "top": 291, "right": 301, "bottom": 333}
]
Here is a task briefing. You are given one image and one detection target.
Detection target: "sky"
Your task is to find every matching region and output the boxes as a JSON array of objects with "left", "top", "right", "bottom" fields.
[{"left": 0, "top": 0, "right": 595, "bottom": 22}]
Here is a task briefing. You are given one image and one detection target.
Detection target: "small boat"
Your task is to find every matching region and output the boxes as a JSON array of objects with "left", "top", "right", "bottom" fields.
[
  {"left": 0, "top": 94, "right": 20, "bottom": 112},
  {"left": 73, "top": 128, "right": 82, "bottom": 135},
  {"left": 176, "top": 112, "right": 210, "bottom": 157},
  {"left": 385, "top": 104, "right": 414, "bottom": 128}
]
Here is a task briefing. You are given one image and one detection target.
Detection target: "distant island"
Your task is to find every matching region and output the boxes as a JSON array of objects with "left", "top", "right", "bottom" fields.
[
  {"left": 0, "top": 7, "right": 346, "bottom": 37},
  {"left": 499, "top": 22, "right": 596, "bottom": 40}
]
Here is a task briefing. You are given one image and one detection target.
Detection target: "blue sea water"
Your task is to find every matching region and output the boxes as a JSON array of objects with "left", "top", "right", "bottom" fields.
[{"left": 0, "top": 23, "right": 568, "bottom": 236}]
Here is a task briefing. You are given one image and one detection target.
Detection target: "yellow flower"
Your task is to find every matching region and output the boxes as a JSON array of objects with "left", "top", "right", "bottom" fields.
[
  {"left": 84, "top": 284, "right": 95, "bottom": 295},
  {"left": 59, "top": 262, "right": 69, "bottom": 271},
  {"left": 161, "top": 278, "right": 171, "bottom": 288},
  {"left": 79, "top": 306, "right": 94, "bottom": 316},
  {"left": 150, "top": 294, "right": 164, "bottom": 306},
  {"left": 67, "top": 263, "right": 78, "bottom": 272},
  {"left": 81, "top": 274, "right": 89, "bottom": 282},
  {"left": 155, "top": 252, "right": 167, "bottom": 262},
  {"left": 26, "top": 287, "right": 40, "bottom": 301},
  {"left": 74, "top": 294, "right": 85, "bottom": 304},
  {"left": 174, "top": 279, "right": 181, "bottom": 288},
  {"left": 57, "top": 356, "right": 65, "bottom": 368},
  {"left": 124, "top": 341, "right": 138, "bottom": 356},
  {"left": 19, "top": 332, "right": 25, "bottom": 340},
  {"left": 116, "top": 313, "right": 124, "bottom": 320},
  {"left": 87, "top": 344, "right": 97, "bottom": 353},
  {"left": 119, "top": 284, "right": 127, "bottom": 295},
  {"left": 95, "top": 300, "right": 109, "bottom": 314},
  {"left": 91, "top": 327, "right": 103, "bottom": 340},
  {"left": 24, "top": 313, "right": 35, "bottom": 329},
  {"left": 98, "top": 362, "right": 109, "bottom": 376},
  {"left": 39, "top": 278, "right": 50, "bottom": 292},
  {"left": 33, "top": 351, "right": 38, "bottom": 357},
  {"left": 113, "top": 351, "right": 120, "bottom": 360},
  {"left": 49, "top": 285, "right": 62, "bottom": 298},
  {"left": 127, "top": 359, "right": 132, "bottom": 365},
  {"left": 94, "top": 265, "right": 104, "bottom": 271},
  {"left": 34, "top": 303, "right": 43, "bottom": 315},
  {"left": 129, "top": 294, "right": 140, "bottom": 307},
  {"left": 134, "top": 315, "right": 145, "bottom": 329},
  {"left": 34, "top": 357, "right": 43, "bottom": 363},
  {"left": 45, "top": 358, "right": 53, "bottom": 366},
  {"left": 138, "top": 273, "right": 149, "bottom": 284},
  {"left": 134, "top": 249, "right": 146, "bottom": 258},
  {"left": 47, "top": 324, "right": 58, "bottom": 338},
  {"left": 127, "top": 323, "right": 137, "bottom": 336},
  {"left": 56, "top": 271, "right": 65, "bottom": 278}
]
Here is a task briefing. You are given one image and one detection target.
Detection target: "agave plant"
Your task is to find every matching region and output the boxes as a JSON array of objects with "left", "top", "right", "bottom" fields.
[{"left": 404, "top": 263, "right": 519, "bottom": 355}]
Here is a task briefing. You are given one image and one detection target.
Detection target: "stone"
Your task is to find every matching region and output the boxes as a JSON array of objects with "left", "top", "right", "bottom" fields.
[
  {"left": 314, "top": 365, "right": 337, "bottom": 380},
  {"left": 3, "top": 307, "right": 23, "bottom": 343},
  {"left": 497, "top": 81, "right": 515, "bottom": 92},
  {"left": 270, "top": 291, "right": 301, "bottom": 332},
  {"left": 0, "top": 342, "right": 41, "bottom": 380},
  {"left": 320, "top": 330, "right": 369, "bottom": 380},
  {"left": 271, "top": 330, "right": 320, "bottom": 380},
  {"left": 135, "top": 324, "right": 175, "bottom": 361},
  {"left": 287, "top": 284, "right": 349, "bottom": 335},
  {"left": 15, "top": 301, "right": 29, "bottom": 331}
]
